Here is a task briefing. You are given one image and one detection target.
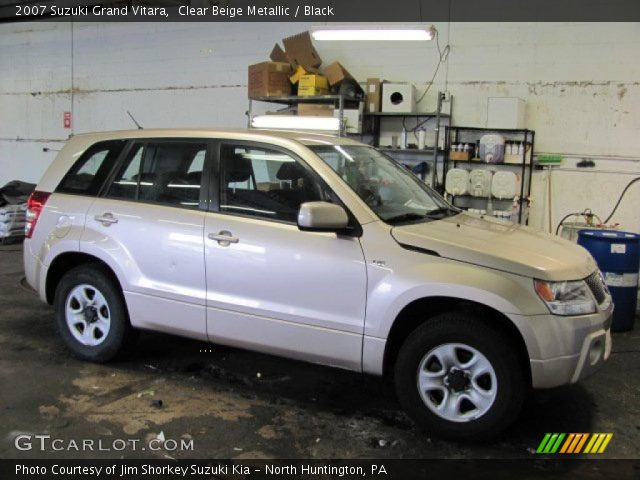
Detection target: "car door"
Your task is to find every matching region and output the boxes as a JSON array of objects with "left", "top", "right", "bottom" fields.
[
  {"left": 204, "top": 141, "right": 367, "bottom": 370},
  {"left": 82, "top": 139, "right": 210, "bottom": 341}
]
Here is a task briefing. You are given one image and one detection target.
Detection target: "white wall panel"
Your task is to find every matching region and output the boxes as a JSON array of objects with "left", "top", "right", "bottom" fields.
[{"left": 1, "top": 21, "right": 639, "bottom": 233}]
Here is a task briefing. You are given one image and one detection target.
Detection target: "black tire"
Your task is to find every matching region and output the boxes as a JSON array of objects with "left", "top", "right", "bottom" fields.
[
  {"left": 54, "top": 264, "right": 137, "bottom": 362},
  {"left": 394, "top": 312, "right": 526, "bottom": 441}
]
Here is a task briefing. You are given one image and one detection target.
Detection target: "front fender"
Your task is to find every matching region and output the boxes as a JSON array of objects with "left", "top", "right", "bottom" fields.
[{"left": 364, "top": 253, "right": 547, "bottom": 340}]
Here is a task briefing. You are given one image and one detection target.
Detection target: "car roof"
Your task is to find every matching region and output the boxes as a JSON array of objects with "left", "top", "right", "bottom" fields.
[{"left": 68, "top": 128, "right": 367, "bottom": 147}]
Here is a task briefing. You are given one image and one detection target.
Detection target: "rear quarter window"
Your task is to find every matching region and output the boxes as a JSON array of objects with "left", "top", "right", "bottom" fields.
[{"left": 56, "top": 140, "right": 127, "bottom": 196}]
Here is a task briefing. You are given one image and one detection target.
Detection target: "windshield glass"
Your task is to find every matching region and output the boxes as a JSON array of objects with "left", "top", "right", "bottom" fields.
[{"left": 309, "top": 145, "right": 457, "bottom": 224}]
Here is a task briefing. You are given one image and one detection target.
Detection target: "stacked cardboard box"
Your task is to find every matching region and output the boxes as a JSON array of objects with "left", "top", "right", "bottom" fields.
[
  {"left": 297, "top": 104, "right": 335, "bottom": 116},
  {"left": 248, "top": 31, "right": 363, "bottom": 102},
  {"left": 298, "top": 74, "right": 329, "bottom": 96},
  {"left": 366, "top": 78, "right": 382, "bottom": 113},
  {"left": 247, "top": 62, "right": 292, "bottom": 98},
  {"left": 248, "top": 31, "right": 323, "bottom": 99},
  {"left": 324, "top": 62, "right": 356, "bottom": 87}
]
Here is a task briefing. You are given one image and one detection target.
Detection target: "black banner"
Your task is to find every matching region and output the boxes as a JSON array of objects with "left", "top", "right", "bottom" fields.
[
  {"left": 1, "top": 0, "right": 640, "bottom": 23},
  {"left": 2, "top": 459, "right": 640, "bottom": 480}
]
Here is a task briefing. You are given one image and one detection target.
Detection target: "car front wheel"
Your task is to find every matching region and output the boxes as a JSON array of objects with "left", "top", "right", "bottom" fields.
[{"left": 394, "top": 312, "right": 526, "bottom": 441}]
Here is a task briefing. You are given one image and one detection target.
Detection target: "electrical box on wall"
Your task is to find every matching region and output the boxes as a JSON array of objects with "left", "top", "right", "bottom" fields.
[
  {"left": 487, "top": 97, "right": 525, "bottom": 129},
  {"left": 382, "top": 83, "right": 416, "bottom": 113}
]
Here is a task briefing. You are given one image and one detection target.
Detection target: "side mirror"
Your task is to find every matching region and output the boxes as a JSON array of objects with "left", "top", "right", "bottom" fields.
[{"left": 297, "top": 201, "right": 349, "bottom": 232}]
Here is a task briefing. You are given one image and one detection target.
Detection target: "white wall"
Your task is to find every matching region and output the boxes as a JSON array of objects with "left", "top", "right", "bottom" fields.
[{"left": 1, "top": 21, "right": 639, "bottom": 233}]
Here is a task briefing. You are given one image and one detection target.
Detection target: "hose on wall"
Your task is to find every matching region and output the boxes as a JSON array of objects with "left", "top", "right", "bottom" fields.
[{"left": 554, "top": 176, "right": 640, "bottom": 234}]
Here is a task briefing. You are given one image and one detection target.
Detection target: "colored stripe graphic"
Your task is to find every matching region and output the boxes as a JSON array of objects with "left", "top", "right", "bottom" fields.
[
  {"left": 598, "top": 434, "right": 613, "bottom": 453},
  {"left": 550, "top": 433, "right": 565, "bottom": 453},
  {"left": 536, "top": 433, "right": 565, "bottom": 453},
  {"left": 573, "top": 433, "right": 589, "bottom": 453},
  {"left": 536, "top": 433, "right": 552, "bottom": 453},
  {"left": 567, "top": 433, "right": 583, "bottom": 453},
  {"left": 543, "top": 433, "right": 559, "bottom": 453},
  {"left": 559, "top": 433, "right": 575, "bottom": 453},
  {"left": 536, "top": 433, "right": 613, "bottom": 454},
  {"left": 585, "top": 433, "right": 614, "bottom": 454},
  {"left": 584, "top": 433, "right": 600, "bottom": 453}
]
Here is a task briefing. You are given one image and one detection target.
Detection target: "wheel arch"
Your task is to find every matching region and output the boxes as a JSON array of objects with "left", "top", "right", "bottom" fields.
[
  {"left": 45, "top": 252, "right": 124, "bottom": 305},
  {"left": 382, "top": 296, "right": 532, "bottom": 385}
]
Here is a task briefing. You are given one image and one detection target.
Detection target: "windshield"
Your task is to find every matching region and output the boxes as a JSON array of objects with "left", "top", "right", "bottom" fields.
[{"left": 309, "top": 145, "right": 457, "bottom": 224}]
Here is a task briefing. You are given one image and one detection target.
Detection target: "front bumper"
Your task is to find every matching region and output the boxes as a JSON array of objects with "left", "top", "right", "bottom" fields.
[
  {"left": 530, "top": 328, "right": 611, "bottom": 388},
  {"left": 511, "top": 304, "right": 613, "bottom": 389}
]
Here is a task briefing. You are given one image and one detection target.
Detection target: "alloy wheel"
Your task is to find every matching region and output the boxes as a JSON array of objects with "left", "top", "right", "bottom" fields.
[
  {"left": 417, "top": 343, "right": 497, "bottom": 423},
  {"left": 65, "top": 284, "right": 111, "bottom": 347}
]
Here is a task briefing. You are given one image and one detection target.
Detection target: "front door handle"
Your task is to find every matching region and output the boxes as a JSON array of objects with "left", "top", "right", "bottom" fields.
[
  {"left": 94, "top": 212, "right": 118, "bottom": 226},
  {"left": 208, "top": 230, "right": 239, "bottom": 247}
]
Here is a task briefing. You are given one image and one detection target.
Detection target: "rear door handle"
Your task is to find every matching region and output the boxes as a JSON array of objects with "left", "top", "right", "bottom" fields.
[
  {"left": 208, "top": 230, "right": 239, "bottom": 246},
  {"left": 94, "top": 212, "right": 118, "bottom": 226}
]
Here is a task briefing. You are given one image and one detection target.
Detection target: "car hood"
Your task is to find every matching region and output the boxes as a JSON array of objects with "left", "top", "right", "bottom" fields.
[{"left": 391, "top": 212, "right": 597, "bottom": 281}]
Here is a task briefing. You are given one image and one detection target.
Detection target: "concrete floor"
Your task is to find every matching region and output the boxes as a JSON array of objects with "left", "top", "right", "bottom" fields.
[{"left": 1, "top": 247, "right": 639, "bottom": 461}]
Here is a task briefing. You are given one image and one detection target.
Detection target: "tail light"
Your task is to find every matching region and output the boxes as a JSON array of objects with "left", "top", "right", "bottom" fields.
[{"left": 25, "top": 191, "right": 50, "bottom": 239}]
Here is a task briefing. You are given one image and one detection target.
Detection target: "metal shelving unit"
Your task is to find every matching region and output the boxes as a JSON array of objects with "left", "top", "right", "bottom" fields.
[
  {"left": 247, "top": 95, "right": 363, "bottom": 137},
  {"left": 364, "top": 91, "right": 451, "bottom": 188},
  {"left": 247, "top": 92, "right": 452, "bottom": 190},
  {"left": 442, "top": 126, "right": 535, "bottom": 224}
]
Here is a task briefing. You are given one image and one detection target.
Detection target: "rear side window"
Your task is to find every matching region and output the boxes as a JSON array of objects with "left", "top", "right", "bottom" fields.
[
  {"left": 57, "top": 140, "right": 126, "bottom": 196},
  {"left": 107, "top": 141, "right": 207, "bottom": 209}
]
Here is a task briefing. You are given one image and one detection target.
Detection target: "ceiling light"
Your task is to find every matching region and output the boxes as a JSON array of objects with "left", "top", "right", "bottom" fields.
[
  {"left": 251, "top": 115, "right": 340, "bottom": 132},
  {"left": 311, "top": 26, "right": 435, "bottom": 42}
]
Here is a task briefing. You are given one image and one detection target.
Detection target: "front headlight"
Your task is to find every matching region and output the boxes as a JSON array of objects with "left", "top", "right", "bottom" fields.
[{"left": 534, "top": 279, "right": 596, "bottom": 316}]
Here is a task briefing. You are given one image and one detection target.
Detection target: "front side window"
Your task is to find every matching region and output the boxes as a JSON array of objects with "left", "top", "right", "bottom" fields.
[
  {"left": 220, "top": 144, "right": 329, "bottom": 223},
  {"left": 107, "top": 141, "right": 206, "bottom": 209},
  {"left": 309, "top": 145, "right": 456, "bottom": 224},
  {"left": 57, "top": 140, "right": 126, "bottom": 196}
]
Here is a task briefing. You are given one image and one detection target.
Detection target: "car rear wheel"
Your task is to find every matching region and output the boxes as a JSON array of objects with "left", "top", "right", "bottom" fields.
[
  {"left": 55, "top": 265, "right": 136, "bottom": 362},
  {"left": 394, "top": 312, "right": 526, "bottom": 441}
]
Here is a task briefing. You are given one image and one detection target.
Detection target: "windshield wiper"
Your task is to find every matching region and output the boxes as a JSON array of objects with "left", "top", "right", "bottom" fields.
[{"left": 384, "top": 213, "right": 427, "bottom": 224}]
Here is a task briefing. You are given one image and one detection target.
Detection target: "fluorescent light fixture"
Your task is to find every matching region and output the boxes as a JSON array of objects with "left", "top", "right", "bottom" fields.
[
  {"left": 311, "top": 25, "right": 435, "bottom": 41},
  {"left": 251, "top": 115, "right": 340, "bottom": 132}
]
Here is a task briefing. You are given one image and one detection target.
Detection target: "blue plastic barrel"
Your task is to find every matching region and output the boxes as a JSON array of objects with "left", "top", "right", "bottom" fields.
[{"left": 578, "top": 230, "right": 640, "bottom": 332}]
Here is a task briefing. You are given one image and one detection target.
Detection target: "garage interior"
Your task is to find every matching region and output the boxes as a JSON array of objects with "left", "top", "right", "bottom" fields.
[{"left": 1, "top": 16, "right": 639, "bottom": 462}]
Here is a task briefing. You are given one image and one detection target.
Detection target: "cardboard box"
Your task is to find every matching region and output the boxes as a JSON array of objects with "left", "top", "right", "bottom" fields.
[
  {"left": 298, "top": 86, "right": 330, "bottom": 96},
  {"left": 289, "top": 65, "right": 308, "bottom": 85},
  {"left": 299, "top": 74, "right": 329, "bottom": 90},
  {"left": 324, "top": 61, "right": 355, "bottom": 86},
  {"left": 366, "top": 78, "right": 382, "bottom": 113},
  {"left": 449, "top": 150, "right": 472, "bottom": 161},
  {"left": 298, "top": 74, "right": 329, "bottom": 96},
  {"left": 282, "top": 31, "right": 321, "bottom": 72},
  {"left": 487, "top": 97, "right": 526, "bottom": 129},
  {"left": 269, "top": 44, "right": 288, "bottom": 63},
  {"left": 298, "top": 103, "right": 335, "bottom": 116},
  {"left": 248, "top": 62, "right": 292, "bottom": 98}
]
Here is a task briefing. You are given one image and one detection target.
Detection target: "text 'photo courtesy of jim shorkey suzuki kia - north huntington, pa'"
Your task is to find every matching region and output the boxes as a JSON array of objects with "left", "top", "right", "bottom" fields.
[{"left": 23, "top": 128, "right": 613, "bottom": 441}]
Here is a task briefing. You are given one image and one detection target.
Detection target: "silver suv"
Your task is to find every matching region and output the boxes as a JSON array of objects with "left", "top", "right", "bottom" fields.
[{"left": 24, "top": 129, "right": 612, "bottom": 440}]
